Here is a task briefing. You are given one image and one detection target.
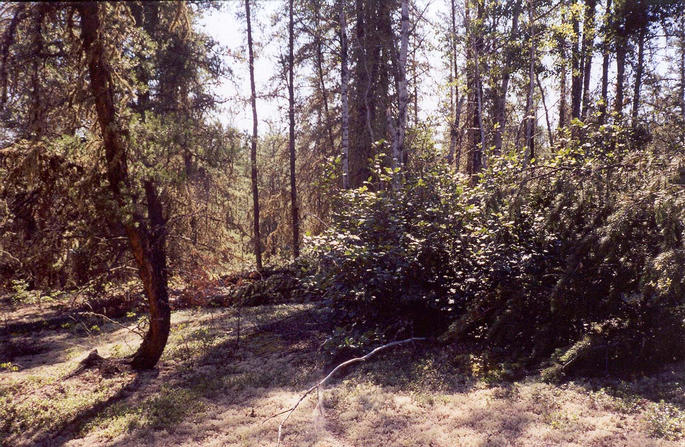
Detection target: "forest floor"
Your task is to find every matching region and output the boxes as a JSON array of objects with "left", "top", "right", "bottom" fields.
[{"left": 1, "top": 297, "right": 684, "bottom": 447}]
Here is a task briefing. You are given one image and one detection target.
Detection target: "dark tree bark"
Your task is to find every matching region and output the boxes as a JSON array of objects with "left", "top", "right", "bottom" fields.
[
  {"left": 493, "top": 0, "right": 522, "bottom": 155},
  {"left": 244, "top": 0, "right": 262, "bottom": 270},
  {"left": 614, "top": 34, "right": 626, "bottom": 118},
  {"left": 580, "top": 0, "right": 597, "bottom": 119},
  {"left": 288, "top": 0, "right": 299, "bottom": 259},
  {"left": 631, "top": 25, "right": 645, "bottom": 127},
  {"left": 340, "top": 1, "right": 350, "bottom": 189},
  {"left": 524, "top": 0, "right": 535, "bottom": 163},
  {"left": 313, "top": 2, "right": 335, "bottom": 151},
  {"left": 78, "top": 3, "right": 170, "bottom": 370},
  {"left": 537, "top": 71, "right": 554, "bottom": 147},
  {"left": 348, "top": 0, "right": 394, "bottom": 187},
  {"left": 349, "top": 0, "right": 372, "bottom": 188},
  {"left": 558, "top": 0, "right": 569, "bottom": 129},
  {"left": 447, "top": 0, "right": 459, "bottom": 165},
  {"left": 681, "top": 13, "right": 685, "bottom": 121},
  {"left": 599, "top": 0, "right": 612, "bottom": 124},
  {"left": 391, "top": 0, "right": 409, "bottom": 175},
  {"left": 571, "top": 5, "right": 582, "bottom": 120},
  {"left": 465, "top": 0, "right": 484, "bottom": 176}
]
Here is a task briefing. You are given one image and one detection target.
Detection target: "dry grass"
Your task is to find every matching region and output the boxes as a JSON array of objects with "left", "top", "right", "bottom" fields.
[{"left": 1, "top": 301, "right": 683, "bottom": 447}]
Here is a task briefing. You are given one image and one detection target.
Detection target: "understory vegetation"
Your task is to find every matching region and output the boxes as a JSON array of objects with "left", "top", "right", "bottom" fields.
[{"left": 305, "top": 122, "right": 685, "bottom": 378}]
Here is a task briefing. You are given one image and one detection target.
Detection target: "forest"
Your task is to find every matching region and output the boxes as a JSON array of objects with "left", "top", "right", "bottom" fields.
[{"left": 0, "top": 0, "right": 684, "bottom": 446}]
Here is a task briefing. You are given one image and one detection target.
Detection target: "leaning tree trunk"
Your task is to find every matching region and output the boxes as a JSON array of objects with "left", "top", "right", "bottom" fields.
[
  {"left": 79, "top": 3, "right": 170, "bottom": 370},
  {"left": 245, "top": 0, "right": 262, "bottom": 270}
]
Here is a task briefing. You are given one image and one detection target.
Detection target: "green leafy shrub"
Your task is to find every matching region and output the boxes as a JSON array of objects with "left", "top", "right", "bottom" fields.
[{"left": 305, "top": 125, "right": 685, "bottom": 375}]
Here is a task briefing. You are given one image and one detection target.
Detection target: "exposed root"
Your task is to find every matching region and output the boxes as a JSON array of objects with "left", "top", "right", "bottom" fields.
[{"left": 65, "top": 349, "right": 129, "bottom": 378}]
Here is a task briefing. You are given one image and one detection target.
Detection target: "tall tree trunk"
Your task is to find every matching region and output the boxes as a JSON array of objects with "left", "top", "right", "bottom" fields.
[
  {"left": 681, "top": 13, "right": 685, "bottom": 121},
  {"left": 599, "top": 0, "right": 612, "bottom": 124},
  {"left": 288, "top": 0, "right": 299, "bottom": 259},
  {"left": 313, "top": 3, "right": 335, "bottom": 151},
  {"left": 580, "top": 0, "right": 597, "bottom": 119},
  {"left": 559, "top": 55, "right": 568, "bottom": 128},
  {"left": 614, "top": 34, "right": 626, "bottom": 119},
  {"left": 340, "top": 2, "right": 350, "bottom": 189},
  {"left": 245, "top": 0, "right": 262, "bottom": 270},
  {"left": 631, "top": 25, "right": 645, "bottom": 127},
  {"left": 29, "top": 6, "right": 46, "bottom": 138},
  {"left": 524, "top": 0, "right": 535, "bottom": 163},
  {"left": 465, "top": 0, "right": 477, "bottom": 175},
  {"left": 454, "top": 95, "right": 465, "bottom": 170},
  {"left": 571, "top": 4, "right": 582, "bottom": 121},
  {"left": 493, "top": 0, "right": 522, "bottom": 155},
  {"left": 465, "top": 0, "right": 484, "bottom": 176},
  {"left": 412, "top": 36, "right": 418, "bottom": 126},
  {"left": 558, "top": 0, "right": 569, "bottom": 128},
  {"left": 391, "top": 0, "right": 409, "bottom": 175},
  {"left": 537, "top": 71, "right": 554, "bottom": 147},
  {"left": 475, "top": 31, "right": 485, "bottom": 169},
  {"left": 350, "top": 0, "right": 373, "bottom": 187},
  {"left": 79, "top": 3, "right": 170, "bottom": 370},
  {"left": 447, "top": 0, "right": 460, "bottom": 166}
]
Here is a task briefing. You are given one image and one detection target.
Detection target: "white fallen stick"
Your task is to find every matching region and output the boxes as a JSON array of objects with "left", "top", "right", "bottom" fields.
[{"left": 268, "top": 337, "right": 427, "bottom": 446}]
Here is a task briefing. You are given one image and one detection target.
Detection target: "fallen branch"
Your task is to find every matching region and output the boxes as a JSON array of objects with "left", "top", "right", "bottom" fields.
[
  {"left": 268, "top": 337, "right": 427, "bottom": 446},
  {"left": 79, "top": 310, "right": 146, "bottom": 338}
]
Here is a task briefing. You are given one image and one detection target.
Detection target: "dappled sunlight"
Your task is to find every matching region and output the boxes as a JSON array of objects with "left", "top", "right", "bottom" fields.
[{"left": 2, "top": 301, "right": 684, "bottom": 446}]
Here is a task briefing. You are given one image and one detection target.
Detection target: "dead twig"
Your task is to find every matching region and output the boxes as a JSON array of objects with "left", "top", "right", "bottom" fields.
[
  {"left": 267, "top": 337, "right": 427, "bottom": 446},
  {"left": 79, "top": 311, "right": 145, "bottom": 338}
]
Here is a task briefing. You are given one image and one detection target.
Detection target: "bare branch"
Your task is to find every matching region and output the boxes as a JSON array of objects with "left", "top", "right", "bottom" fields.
[{"left": 267, "top": 337, "right": 427, "bottom": 446}]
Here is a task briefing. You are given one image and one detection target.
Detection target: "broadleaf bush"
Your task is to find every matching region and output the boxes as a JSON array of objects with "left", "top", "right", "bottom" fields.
[{"left": 304, "top": 125, "right": 685, "bottom": 376}]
